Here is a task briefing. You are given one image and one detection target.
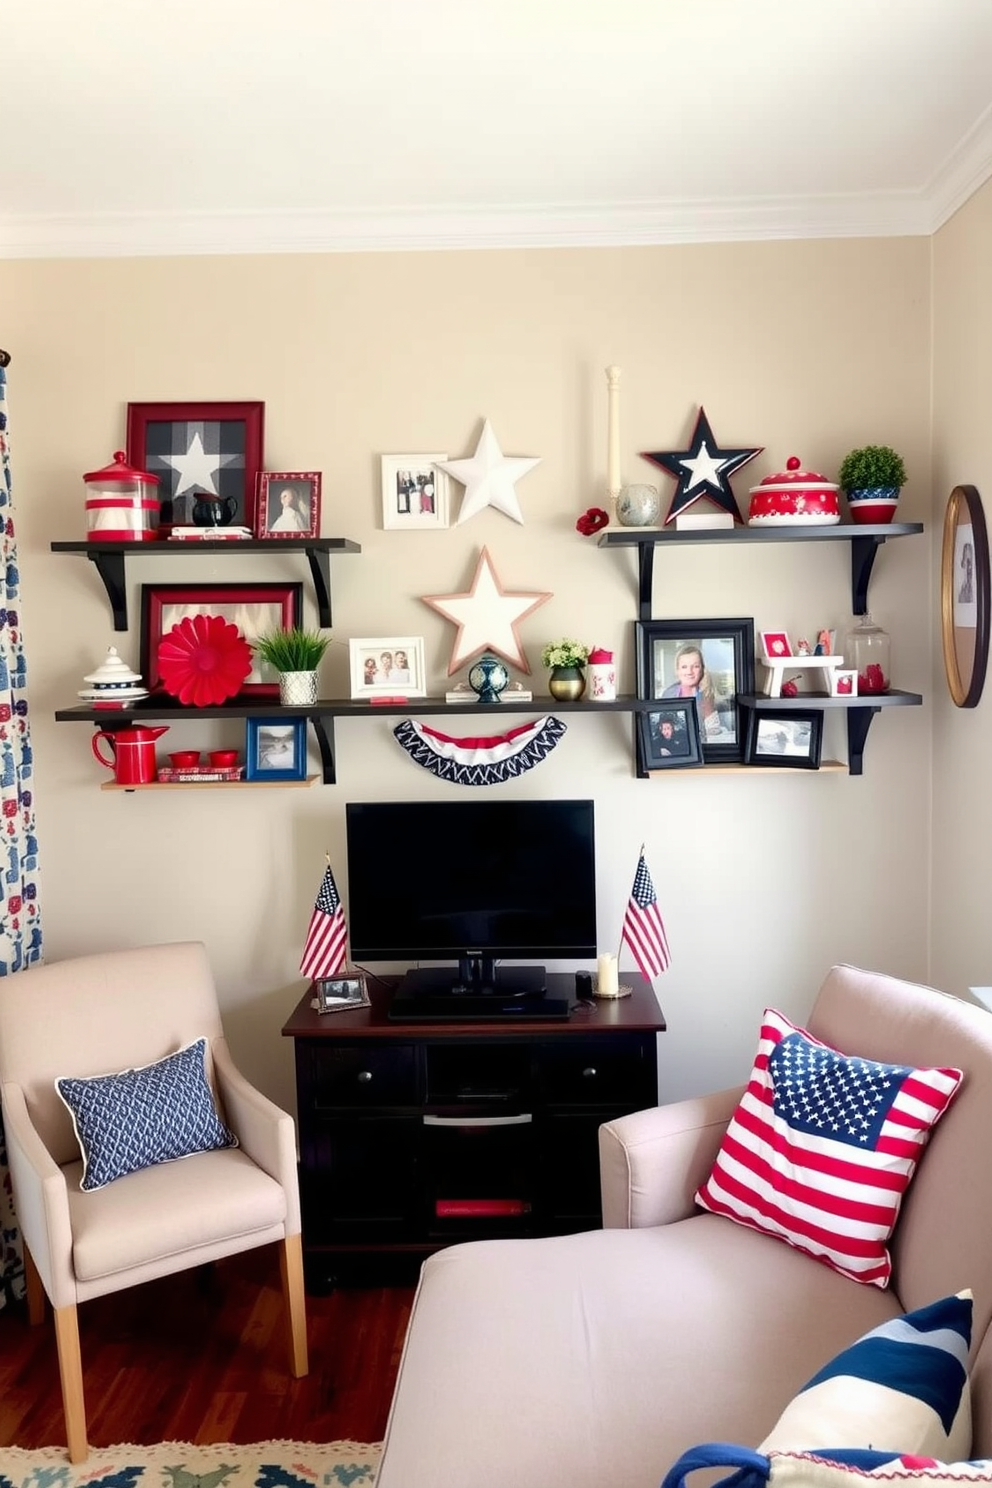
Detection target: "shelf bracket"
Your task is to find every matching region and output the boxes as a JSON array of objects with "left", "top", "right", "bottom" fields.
[
  {"left": 309, "top": 715, "right": 336, "bottom": 785},
  {"left": 850, "top": 535, "right": 887, "bottom": 616},
  {"left": 846, "top": 706, "right": 881, "bottom": 776},
  {"left": 633, "top": 714, "right": 648, "bottom": 778},
  {"left": 635, "top": 544, "right": 656, "bottom": 622},
  {"left": 86, "top": 550, "right": 128, "bottom": 631},
  {"left": 306, "top": 547, "right": 332, "bottom": 628}
]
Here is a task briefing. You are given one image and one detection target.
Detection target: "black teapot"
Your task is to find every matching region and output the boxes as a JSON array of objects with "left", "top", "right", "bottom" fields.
[{"left": 192, "top": 492, "right": 238, "bottom": 526}]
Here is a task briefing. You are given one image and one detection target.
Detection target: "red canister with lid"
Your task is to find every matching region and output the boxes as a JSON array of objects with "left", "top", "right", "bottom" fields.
[
  {"left": 84, "top": 450, "right": 161, "bottom": 541},
  {"left": 747, "top": 456, "right": 840, "bottom": 527}
]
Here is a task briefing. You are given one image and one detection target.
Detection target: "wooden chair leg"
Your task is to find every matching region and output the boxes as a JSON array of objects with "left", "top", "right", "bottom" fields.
[
  {"left": 53, "top": 1303, "right": 88, "bottom": 1463},
  {"left": 278, "top": 1233, "right": 309, "bottom": 1378},
  {"left": 23, "top": 1243, "right": 46, "bottom": 1326}
]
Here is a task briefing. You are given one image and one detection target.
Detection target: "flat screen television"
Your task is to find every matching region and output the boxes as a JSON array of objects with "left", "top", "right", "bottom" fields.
[{"left": 345, "top": 798, "right": 597, "bottom": 1002}]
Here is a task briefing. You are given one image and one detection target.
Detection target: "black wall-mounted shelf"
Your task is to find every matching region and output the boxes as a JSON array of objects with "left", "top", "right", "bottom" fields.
[
  {"left": 51, "top": 538, "right": 361, "bottom": 630},
  {"left": 55, "top": 695, "right": 657, "bottom": 786},
  {"left": 599, "top": 522, "right": 924, "bottom": 620},
  {"left": 737, "top": 690, "right": 923, "bottom": 777}
]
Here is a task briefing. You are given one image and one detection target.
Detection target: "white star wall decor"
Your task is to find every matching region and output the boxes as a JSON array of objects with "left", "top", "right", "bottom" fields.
[
  {"left": 438, "top": 419, "right": 541, "bottom": 526},
  {"left": 162, "top": 430, "right": 231, "bottom": 498},
  {"left": 422, "top": 547, "right": 552, "bottom": 674}
]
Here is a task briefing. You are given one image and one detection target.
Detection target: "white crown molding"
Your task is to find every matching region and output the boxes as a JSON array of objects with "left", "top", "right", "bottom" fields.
[
  {"left": 925, "top": 102, "right": 992, "bottom": 231},
  {"left": 0, "top": 192, "right": 939, "bottom": 260}
]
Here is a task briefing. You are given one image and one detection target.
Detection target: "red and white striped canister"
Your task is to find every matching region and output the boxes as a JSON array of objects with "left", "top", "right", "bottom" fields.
[{"left": 83, "top": 450, "right": 161, "bottom": 540}]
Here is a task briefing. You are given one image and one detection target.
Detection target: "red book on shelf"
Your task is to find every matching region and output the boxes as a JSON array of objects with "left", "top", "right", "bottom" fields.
[{"left": 435, "top": 1198, "right": 531, "bottom": 1218}]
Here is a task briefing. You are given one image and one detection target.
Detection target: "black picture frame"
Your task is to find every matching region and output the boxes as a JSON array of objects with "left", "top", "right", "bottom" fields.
[
  {"left": 745, "top": 710, "right": 823, "bottom": 769},
  {"left": 637, "top": 702, "right": 704, "bottom": 771},
  {"left": 635, "top": 617, "right": 755, "bottom": 764},
  {"left": 940, "top": 483, "right": 990, "bottom": 708}
]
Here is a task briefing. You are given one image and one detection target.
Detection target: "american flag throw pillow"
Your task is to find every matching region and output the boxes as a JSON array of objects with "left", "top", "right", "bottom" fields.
[{"left": 694, "top": 1008, "right": 963, "bottom": 1288}]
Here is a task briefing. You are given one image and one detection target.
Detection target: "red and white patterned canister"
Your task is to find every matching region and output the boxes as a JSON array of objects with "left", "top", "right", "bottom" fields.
[{"left": 83, "top": 450, "right": 161, "bottom": 541}]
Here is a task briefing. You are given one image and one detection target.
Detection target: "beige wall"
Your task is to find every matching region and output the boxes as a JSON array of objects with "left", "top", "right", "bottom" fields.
[
  {"left": 0, "top": 238, "right": 933, "bottom": 1117},
  {"left": 932, "top": 177, "right": 992, "bottom": 995}
]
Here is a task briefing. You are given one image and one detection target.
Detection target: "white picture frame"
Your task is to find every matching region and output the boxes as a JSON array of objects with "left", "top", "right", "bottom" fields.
[
  {"left": 381, "top": 454, "right": 449, "bottom": 531},
  {"left": 349, "top": 636, "right": 428, "bottom": 699}
]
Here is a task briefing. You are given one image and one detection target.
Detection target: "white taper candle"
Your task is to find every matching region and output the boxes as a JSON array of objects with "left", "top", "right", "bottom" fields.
[{"left": 605, "top": 365, "right": 621, "bottom": 508}]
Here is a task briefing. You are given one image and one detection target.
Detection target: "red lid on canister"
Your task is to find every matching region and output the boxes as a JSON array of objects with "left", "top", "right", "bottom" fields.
[{"left": 83, "top": 450, "right": 160, "bottom": 486}]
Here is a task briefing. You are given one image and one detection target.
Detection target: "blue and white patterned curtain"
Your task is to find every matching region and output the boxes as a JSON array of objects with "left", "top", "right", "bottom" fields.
[{"left": 0, "top": 358, "right": 43, "bottom": 1309}]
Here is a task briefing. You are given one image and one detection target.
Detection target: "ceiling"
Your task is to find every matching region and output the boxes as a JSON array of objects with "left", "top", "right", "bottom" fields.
[{"left": 4, "top": 0, "right": 992, "bottom": 258}]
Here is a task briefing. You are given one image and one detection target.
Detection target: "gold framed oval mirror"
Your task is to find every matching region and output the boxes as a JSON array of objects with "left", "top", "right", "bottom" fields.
[{"left": 941, "top": 483, "right": 990, "bottom": 708}]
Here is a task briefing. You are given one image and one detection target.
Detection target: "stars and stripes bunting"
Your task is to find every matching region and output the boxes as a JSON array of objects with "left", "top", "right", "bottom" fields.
[
  {"left": 621, "top": 849, "right": 670, "bottom": 979},
  {"left": 299, "top": 861, "right": 348, "bottom": 979}
]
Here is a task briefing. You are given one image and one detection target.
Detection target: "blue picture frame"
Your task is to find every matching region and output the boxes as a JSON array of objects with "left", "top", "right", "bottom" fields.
[{"left": 245, "top": 716, "right": 308, "bottom": 781}]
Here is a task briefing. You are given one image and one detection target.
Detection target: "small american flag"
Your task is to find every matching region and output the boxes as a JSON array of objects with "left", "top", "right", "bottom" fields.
[
  {"left": 621, "top": 851, "right": 670, "bottom": 979},
  {"left": 299, "top": 862, "right": 348, "bottom": 980}
]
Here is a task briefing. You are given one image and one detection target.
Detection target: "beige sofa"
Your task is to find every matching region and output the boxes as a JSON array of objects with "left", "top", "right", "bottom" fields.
[{"left": 376, "top": 966, "right": 992, "bottom": 1488}]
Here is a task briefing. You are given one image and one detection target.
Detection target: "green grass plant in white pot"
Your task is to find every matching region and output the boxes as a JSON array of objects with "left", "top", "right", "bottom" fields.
[{"left": 252, "top": 627, "right": 331, "bottom": 706}]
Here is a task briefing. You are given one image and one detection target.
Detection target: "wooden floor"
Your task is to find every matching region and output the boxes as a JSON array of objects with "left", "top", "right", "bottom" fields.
[{"left": 0, "top": 1247, "right": 416, "bottom": 1450}]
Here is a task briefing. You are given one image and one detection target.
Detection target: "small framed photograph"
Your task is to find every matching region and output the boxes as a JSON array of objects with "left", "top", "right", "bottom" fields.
[
  {"left": 245, "top": 717, "right": 308, "bottom": 781},
  {"left": 760, "top": 630, "right": 792, "bottom": 659},
  {"left": 745, "top": 710, "right": 823, "bottom": 769},
  {"left": 255, "top": 472, "right": 321, "bottom": 539},
  {"left": 831, "top": 668, "right": 857, "bottom": 697},
  {"left": 636, "top": 617, "right": 755, "bottom": 764},
  {"left": 637, "top": 702, "right": 704, "bottom": 771},
  {"left": 313, "top": 973, "right": 371, "bottom": 1014},
  {"left": 381, "top": 454, "right": 449, "bottom": 531},
  {"left": 126, "top": 400, "right": 264, "bottom": 529},
  {"left": 349, "top": 636, "right": 427, "bottom": 698}
]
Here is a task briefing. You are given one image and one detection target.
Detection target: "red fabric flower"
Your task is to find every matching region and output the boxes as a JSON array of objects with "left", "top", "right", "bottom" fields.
[
  {"left": 575, "top": 506, "right": 609, "bottom": 536},
  {"left": 157, "top": 613, "right": 253, "bottom": 707}
]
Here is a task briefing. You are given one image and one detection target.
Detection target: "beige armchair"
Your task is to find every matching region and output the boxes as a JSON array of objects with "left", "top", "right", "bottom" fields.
[{"left": 0, "top": 940, "right": 308, "bottom": 1462}]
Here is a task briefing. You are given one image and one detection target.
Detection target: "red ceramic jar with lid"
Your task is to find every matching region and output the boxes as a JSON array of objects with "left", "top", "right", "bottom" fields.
[
  {"left": 84, "top": 450, "right": 161, "bottom": 541},
  {"left": 747, "top": 456, "right": 840, "bottom": 527}
]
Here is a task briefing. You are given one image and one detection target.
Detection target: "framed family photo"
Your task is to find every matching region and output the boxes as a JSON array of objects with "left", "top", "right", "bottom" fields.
[
  {"left": 126, "top": 400, "right": 265, "bottom": 529},
  {"left": 255, "top": 472, "right": 321, "bottom": 539},
  {"left": 245, "top": 717, "right": 308, "bottom": 781},
  {"left": 635, "top": 617, "right": 755, "bottom": 763},
  {"left": 349, "top": 636, "right": 427, "bottom": 699},
  {"left": 637, "top": 700, "right": 704, "bottom": 772},
  {"left": 313, "top": 973, "right": 371, "bottom": 1014},
  {"left": 745, "top": 710, "right": 823, "bottom": 769},
  {"left": 381, "top": 454, "right": 449, "bottom": 530},
  {"left": 141, "top": 581, "right": 302, "bottom": 696}
]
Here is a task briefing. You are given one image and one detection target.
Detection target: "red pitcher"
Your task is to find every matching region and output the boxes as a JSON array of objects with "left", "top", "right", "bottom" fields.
[{"left": 91, "top": 725, "right": 170, "bottom": 785}]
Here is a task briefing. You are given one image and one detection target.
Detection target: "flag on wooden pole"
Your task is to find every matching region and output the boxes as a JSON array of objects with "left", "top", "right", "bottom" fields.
[
  {"left": 300, "top": 861, "right": 348, "bottom": 979},
  {"left": 621, "top": 850, "right": 670, "bottom": 979}
]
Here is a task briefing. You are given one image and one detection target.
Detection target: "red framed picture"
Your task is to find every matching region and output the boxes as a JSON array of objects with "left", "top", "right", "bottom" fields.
[
  {"left": 140, "top": 582, "right": 302, "bottom": 697},
  {"left": 126, "top": 401, "right": 265, "bottom": 530},
  {"left": 255, "top": 471, "right": 321, "bottom": 539}
]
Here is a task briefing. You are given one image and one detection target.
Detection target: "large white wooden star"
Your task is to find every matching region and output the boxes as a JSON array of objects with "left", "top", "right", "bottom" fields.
[
  {"left": 422, "top": 547, "right": 552, "bottom": 675},
  {"left": 438, "top": 419, "right": 540, "bottom": 526}
]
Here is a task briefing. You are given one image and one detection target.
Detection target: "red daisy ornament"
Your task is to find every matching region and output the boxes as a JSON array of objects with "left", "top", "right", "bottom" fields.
[{"left": 157, "top": 613, "right": 253, "bottom": 707}]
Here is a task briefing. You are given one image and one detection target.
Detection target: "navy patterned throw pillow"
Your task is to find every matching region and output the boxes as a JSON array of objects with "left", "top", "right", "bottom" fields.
[{"left": 55, "top": 1036, "right": 238, "bottom": 1191}]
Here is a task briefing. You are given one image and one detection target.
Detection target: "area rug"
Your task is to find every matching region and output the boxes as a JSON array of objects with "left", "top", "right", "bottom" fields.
[{"left": 0, "top": 1439, "right": 381, "bottom": 1488}]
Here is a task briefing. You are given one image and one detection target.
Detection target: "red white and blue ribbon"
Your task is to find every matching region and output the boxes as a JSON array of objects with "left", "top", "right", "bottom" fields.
[{"left": 393, "top": 715, "right": 566, "bottom": 785}]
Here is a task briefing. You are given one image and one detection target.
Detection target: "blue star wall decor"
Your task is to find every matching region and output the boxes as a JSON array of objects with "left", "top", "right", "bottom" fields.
[{"left": 641, "top": 407, "right": 763, "bottom": 526}]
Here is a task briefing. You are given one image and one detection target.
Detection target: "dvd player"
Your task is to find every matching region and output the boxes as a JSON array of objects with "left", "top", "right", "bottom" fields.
[{"left": 388, "top": 986, "right": 571, "bottom": 1023}]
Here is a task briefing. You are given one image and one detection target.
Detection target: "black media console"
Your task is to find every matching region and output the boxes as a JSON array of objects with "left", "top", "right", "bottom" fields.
[{"left": 283, "top": 972, "right": 666, "bottom": 1288}]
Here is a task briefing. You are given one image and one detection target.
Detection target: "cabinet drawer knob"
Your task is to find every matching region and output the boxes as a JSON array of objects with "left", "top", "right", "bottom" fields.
[
  {"left": 357, "top": 1069, "right": 373, "bottom": 1084},
  {"left": 582, "top": 1066, "right": 597, "bottom": 1079}
]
